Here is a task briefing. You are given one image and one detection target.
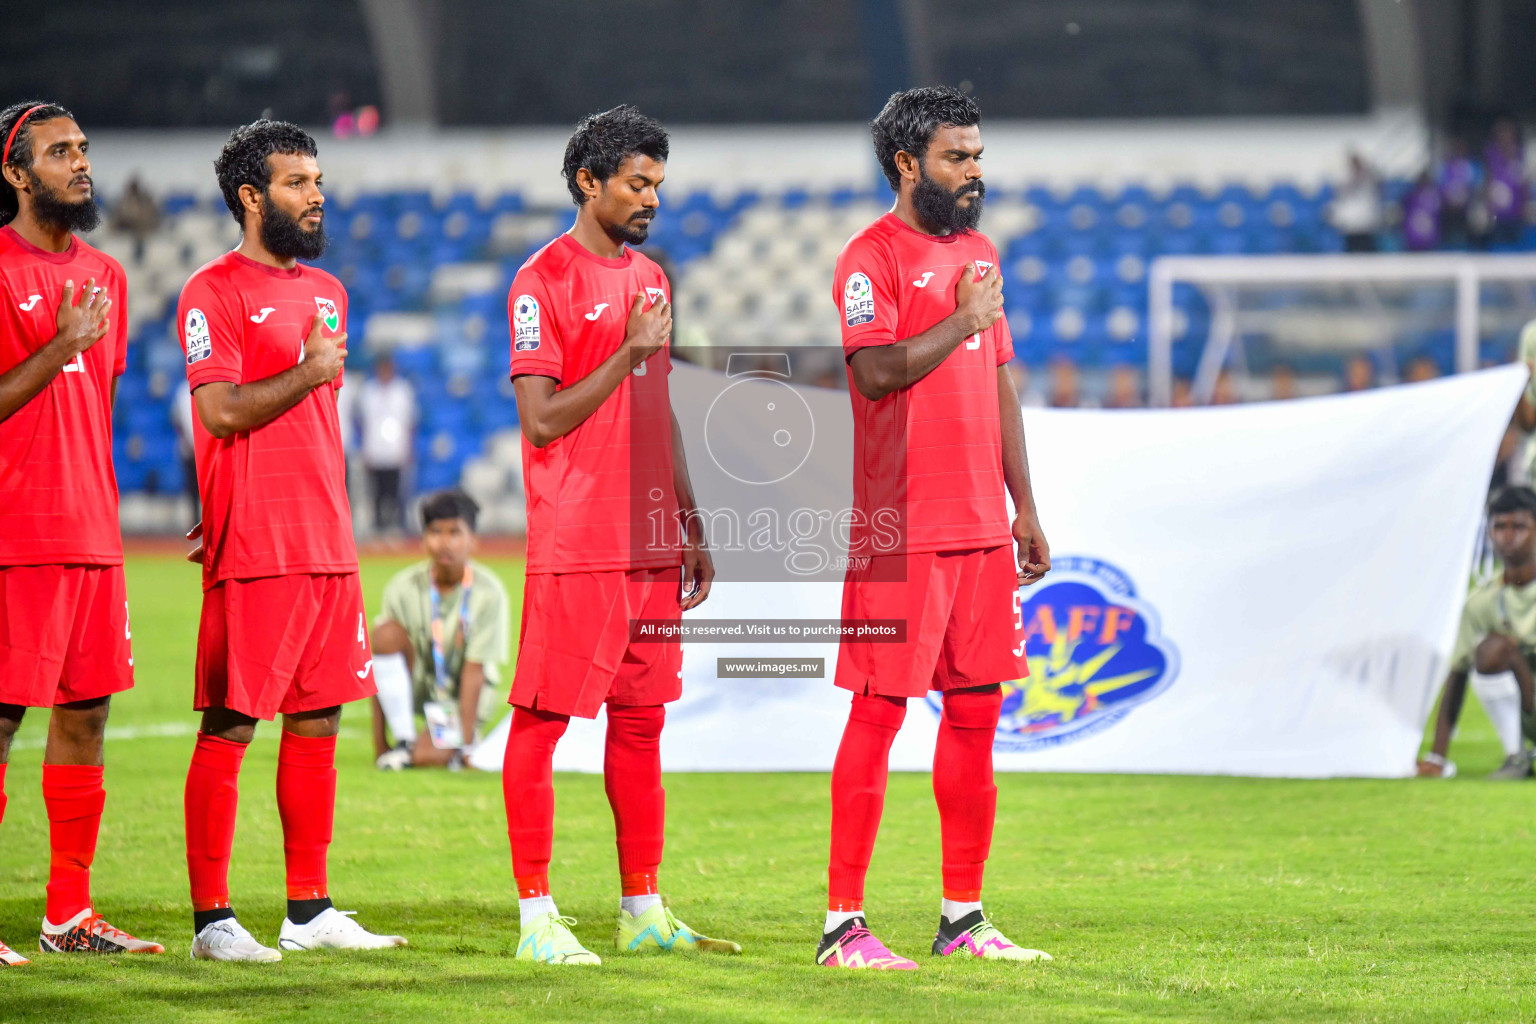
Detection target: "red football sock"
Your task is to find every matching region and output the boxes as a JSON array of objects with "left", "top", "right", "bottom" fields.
[
  {"left": 276, "top": 731, "right": 336, "bottom": 902},
  {"left": 503, "top": 706, "right": 569, "bottom": 884},
  {"left": 934, "top": 686, "right": 1003, "bottom": 901},
  {"left": 0, "top": 762, "right": 8, "bottom": 827},
  {"left": 184, "top": 734, "right": 247, "bottom": 912},
  {"left": 828, "top": 692, "right": 907, "bottom": 910},
  {"left": 42, "top": 763, "right": 106, "bottom": 923},
  {"left": 604, "top": 704, "right": 666, "bottom": 887}
]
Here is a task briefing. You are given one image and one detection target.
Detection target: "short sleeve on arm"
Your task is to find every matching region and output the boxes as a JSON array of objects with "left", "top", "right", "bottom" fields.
[
  {"left": 988, "top": 242, "right": 1015, "bottom": 365},
  {"left": 508, "top": 272, "right": 564, "bottom": 382},
  {"left": 373, "top": 567, "right": 415, "bottom": 631},
  {"left": 179, "top": 273, "right": 244, "bottom": 390},
  {"left": 1449, "top": 599, "right": 1484, "bottom": 673},
  {"left": 466, "top": 569, "right": 511, "bottom": 684},
  {"left": 112, "top": 270, "right": 129, "bottom": 377},
  {"left": 835, "top": 240, "right": 898, "bottom": 357},
  {"left": 994, "top": 313, "right": 1015, "bottom": 365}
]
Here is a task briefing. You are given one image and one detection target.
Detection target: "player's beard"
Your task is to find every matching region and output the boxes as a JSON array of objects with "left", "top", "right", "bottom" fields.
[
  {"left": 259, "top": 193, "right": 327, "bottom": 261},
  {"left": 27, "top": 171, "right": 100, "bottom": 234},
  {"left": 613, "top": 210, "right": 654, "bottom": 246},
  {"left": 912, "top": 168, "right": 984, "bottom": 234}
]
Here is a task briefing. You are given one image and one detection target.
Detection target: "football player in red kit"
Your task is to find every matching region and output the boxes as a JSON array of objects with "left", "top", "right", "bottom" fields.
[
  {"left": 817, "top": 87, "right": 1053, "bottom": 969},
  {"left": 503, "top": 105, "right": 737, "bottom": 964},
  {"left": 0, "top": 100, "right": 162, "bottom": 962},
  {"left": 176, "top": 120, "right": 404, "bottom": 961}
]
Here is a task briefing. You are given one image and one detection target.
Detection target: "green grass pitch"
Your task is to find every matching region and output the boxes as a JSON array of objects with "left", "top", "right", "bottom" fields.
[{"left": 0, "top": 555, "right": 1531, "bottom": 1022}]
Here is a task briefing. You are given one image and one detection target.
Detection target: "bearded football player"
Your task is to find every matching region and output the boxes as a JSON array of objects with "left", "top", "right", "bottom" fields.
[
  {"left": 819, "top": 86, "right": 1052, "bottom": 969},
  {"left": 176, "top": 120, "right": 404, "bottom": 961},
  {"left": 502, "top": 105, "right": 737, "bottom": 964},
  {"left": 0, "top": 100, "right": 163, "bottom": 962}
]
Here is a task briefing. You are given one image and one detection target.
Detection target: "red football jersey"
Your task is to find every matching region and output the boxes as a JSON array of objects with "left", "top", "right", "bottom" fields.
[
  {"left": 507, "top": 233, "right": 677, "bottom": 575},
  {"left": 0, "top": 226, "right": 128, "bottom": 566},
  {"left": 177, "top": 251, "right": 355, "bottom": 589},
  {"left": 834, "top": 213, "right": 1014, "bottom": 555}
]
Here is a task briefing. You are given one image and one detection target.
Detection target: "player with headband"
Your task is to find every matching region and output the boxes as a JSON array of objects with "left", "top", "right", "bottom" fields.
[{"left": 0, "top": 100, "right": 163, "bottom": 962}]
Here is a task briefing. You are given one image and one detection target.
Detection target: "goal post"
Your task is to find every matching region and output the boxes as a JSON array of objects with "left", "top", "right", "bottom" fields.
[{"left": 1147, "top": 253, "right": 1536, "bottom": 406}]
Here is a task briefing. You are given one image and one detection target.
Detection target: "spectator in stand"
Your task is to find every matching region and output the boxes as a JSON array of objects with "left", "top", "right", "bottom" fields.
[
  {"left": 1210, "top": 371, "right": 1240, "bottom": 405},
  {"left": 1012, "top": 362, "right": 1045, "bottom": 407},
  {"left": 1343, "top": 355, "right": 1375, "bottom": 392},
  {"left": 359, "top": 351, "right": 415, "bottom": 534},
  {"left": 1171, "top": 377, "right": 1195, "bottom": 407},
  {"left": 1484, "top": 118, "right": 1527, "bottom": 249},
  {"left": 1271, "top": 364, "right": 1299, "bottom": 401},
  {"left": 1047, "top": 357, "right": 1085, "bottom": 408},
  {"left": 1401, "top": 172, "right": 1442, "bottom": 252},
  {"left": 108, "top": 175, "right": 161, "bottom": 262},
  {"left": 1331, "top": 151, "right": 1383, "bottom": 253},
  {"left": 1104, "top": 364, "right": 1141, "bottom": 409},
  {"left": 1404, "top": 356, "right": 1440, "bottom": 384},
  {"left": 1438, "top": 137, "right": 1480, "bottom": 249}
]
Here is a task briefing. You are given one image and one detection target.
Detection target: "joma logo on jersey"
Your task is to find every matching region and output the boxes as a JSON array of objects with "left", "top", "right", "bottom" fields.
[
  {"left": 314, "top": 297, "right": 339, "bottom": 332},
  {"left": 928, "top": 556, "right": 1178, "bottom": 753}
]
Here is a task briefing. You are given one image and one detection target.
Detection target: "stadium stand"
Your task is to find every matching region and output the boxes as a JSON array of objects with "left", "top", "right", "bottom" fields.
[{"left": 90, "top": 173, "right": 1536, "bottom": 527}]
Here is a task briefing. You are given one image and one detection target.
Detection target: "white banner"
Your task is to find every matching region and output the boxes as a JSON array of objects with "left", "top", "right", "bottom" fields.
[{"left": 474, "top": 365, "right": 1525, "bottom": 778}]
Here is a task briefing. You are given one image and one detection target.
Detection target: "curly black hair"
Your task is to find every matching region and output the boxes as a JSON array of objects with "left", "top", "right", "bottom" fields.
[
  {"left": 870, "top": 86, "right": 982, "bottom": 192},
  {"left": 213, "top": 119, "right": 318, "bottom": 225},
  {"left": 561, "top": 105, "right": 669, "bottom": 206},
  {"left": 420, "top": 489, "right": 480, "bottom": 532},
  {"left": 0, "top": 100, "right": 74, "bottom": 227}
]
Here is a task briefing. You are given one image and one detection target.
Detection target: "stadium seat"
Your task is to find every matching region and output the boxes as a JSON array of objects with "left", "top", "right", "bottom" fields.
[{"left": 106, "top": 167, "right": 1536, "bottom": 497}]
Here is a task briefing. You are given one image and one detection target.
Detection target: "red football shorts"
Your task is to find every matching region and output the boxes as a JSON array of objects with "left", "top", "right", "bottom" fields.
[
  {"left": 195, "top": 572, "right": 376, "bottom": 720},
  {"left": 0, "top": 564, "right": 134, "bottom": 707},
  {"left": 835, "top": 545, "right": 1028, "bottom": 698},
  {"left": 510, "top": 567, "right": 683, "bottom": 719}
]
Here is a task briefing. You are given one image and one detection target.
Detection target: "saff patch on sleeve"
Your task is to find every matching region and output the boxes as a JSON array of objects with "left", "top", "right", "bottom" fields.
[
  {"left": 513, "top": 294, "right": 541, "bottom": 351},
  {"left": 844, "top": 272, "right": 875, "bottom": 326},
  {"left": 185, "top": 308, "right": 212, "bottom": 364}
]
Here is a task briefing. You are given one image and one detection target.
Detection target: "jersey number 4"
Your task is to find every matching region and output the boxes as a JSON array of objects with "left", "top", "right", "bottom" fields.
[{"left": 62, "top": 353, "right": 86, "bottom": 375}]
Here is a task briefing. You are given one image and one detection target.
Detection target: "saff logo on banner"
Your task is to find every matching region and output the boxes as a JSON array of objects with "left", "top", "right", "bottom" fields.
[{"left": 930, "top": 556, "right": 1178, "bottom": 752}]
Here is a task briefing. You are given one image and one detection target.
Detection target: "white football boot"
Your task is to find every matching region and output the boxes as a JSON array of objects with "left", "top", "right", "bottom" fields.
[
  {"left": 278, "top": 908, "right": 407, "bottom": 950},
  {"left": 191, "top": 918, "right": 282, "bottom": 962}
]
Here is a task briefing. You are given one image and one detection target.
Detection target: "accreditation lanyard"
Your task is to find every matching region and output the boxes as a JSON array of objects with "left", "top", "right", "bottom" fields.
[{"left": 428, "top": 566, "right": 474, "bottom": 705}]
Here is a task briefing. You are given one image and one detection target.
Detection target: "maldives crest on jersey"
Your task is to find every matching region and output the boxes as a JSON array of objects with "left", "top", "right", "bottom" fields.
[
  {"left": 513, "top": 294, "right": 540, "bottom": 351},
  {"left": 315, "top": 296, "right": 340, "bottom": 332},
  {"left": 646, "top": 286, "right": 666, "bottom": 305},
  {"left": 844, "top": 272, "right": 875, "bottom": 326},
  {"left": 928, "top": 556, "right": 1179, "bottom": 752},
  {"left": 184, "top": 308, "right": 212, "bottom": 364}
]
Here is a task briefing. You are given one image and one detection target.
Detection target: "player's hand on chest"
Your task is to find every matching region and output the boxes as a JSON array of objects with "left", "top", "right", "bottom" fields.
[
  {"left": 903, "top": 257, "right": 996, "bottom": 360},
  {"left": 565, "top": 276, "right": 666, "bottom": 366},
  {"left": 243, "top": 296, "right": 340, "bottom": 372},
  {"left": 8, "top": 269, "right": 112, "bottom": 378}
]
